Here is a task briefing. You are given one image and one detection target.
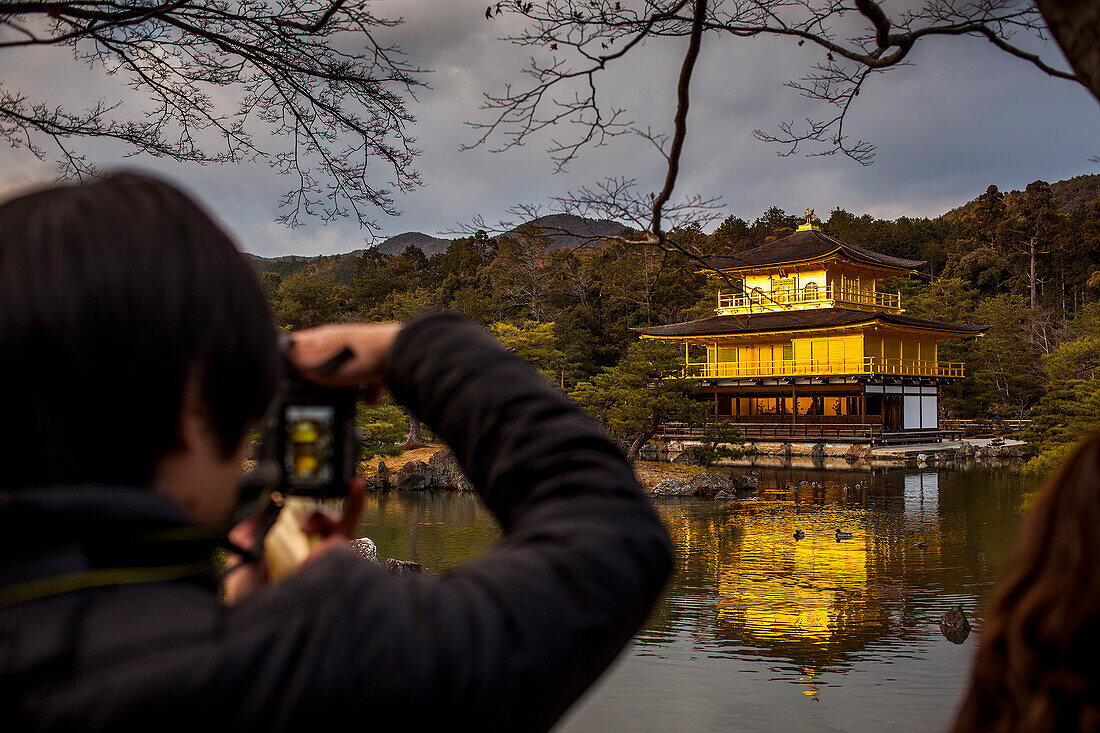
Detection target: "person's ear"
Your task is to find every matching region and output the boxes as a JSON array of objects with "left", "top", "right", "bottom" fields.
[{"left": 174, "top": 371, "right": 216, "bottom": 455}]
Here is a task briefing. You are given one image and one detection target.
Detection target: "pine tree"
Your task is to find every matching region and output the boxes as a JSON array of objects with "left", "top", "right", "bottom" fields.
[{"left": 570, "top": 340, "right": 702, "bottom": 461}]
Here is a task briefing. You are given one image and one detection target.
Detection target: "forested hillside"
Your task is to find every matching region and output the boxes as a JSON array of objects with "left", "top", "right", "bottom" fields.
[
  {"left": 260, "top": 176, "right": 1100, "bottom": 468},
  {"left": 1049, "top": 174, "right": 1100, "bottom": 212},
  {"left": 245, "top": 252, "right": 364, "bottom": 286},
  {"left": 248, "top": 213, "right": 628, "bottom": 283},
  {"left": 946, "top": 174, "right": 1100, "bottom": 219},
  {"left": 374, "top": 232, "right": 450, "bottom": 256}
]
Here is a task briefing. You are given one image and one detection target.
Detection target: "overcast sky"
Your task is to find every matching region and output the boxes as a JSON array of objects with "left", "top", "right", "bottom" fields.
[{"left": 1, "top": 1, "right": 1098, "bottom": 257}]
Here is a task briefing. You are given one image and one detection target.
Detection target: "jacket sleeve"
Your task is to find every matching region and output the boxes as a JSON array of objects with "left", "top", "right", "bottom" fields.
[{"left": 236, "top": 312, "right": 673, "bottom": 732}]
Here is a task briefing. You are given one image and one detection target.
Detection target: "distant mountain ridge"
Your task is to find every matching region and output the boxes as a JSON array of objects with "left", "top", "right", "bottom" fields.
[
  {"left": 1049, "top": 174, "right": 1100, "bottom": 211},
  {"left": 374, "top": 214, "right": 628, "bottom": 255},
  {"left": 248, "top": 174, "right": 1100, "bottom": 285},
  {"left": 946, "top": 173, "right": 1100, "bottom": 219},
  {"left": 244, "top": 250, "right": 365, "bottom": 286},
  {"left": 374, "top": 231, "right": 451, "bottom": 257},
  {"left": 505, "top": 214, "right": 629, "bottom": 250},
  {"left": 247, "top": 214, "right": 630, "bottom": 283}
]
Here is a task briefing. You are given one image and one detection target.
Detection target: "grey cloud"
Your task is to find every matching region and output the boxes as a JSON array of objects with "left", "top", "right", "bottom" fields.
[{"left": 1, "top": 0, "right": 1097, "bottom": 257}]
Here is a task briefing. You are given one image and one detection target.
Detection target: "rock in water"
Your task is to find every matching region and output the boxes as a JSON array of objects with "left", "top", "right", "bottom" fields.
[
  {"left": 385, "top": 558, "right": 422, "bottom": 575},
  {"left": 346, "top": 537, "right": 380, "bottom": 565},
  {"left": 939, "top": 606, "right": 971, "bottom": 644},
  {"left": 843, "top": 444, "right": 866, "bottom": 463},
  {"left": 365, "top": 460, "right": 391, "bottom": 492},
  {"left": 672, "top": 446, "right": 706, "bottom": 466},
  {"left": 394, "top": 460, "right": 434, "bottom": 491},
  {"left": 713, "top": 490, "right": 734, "bottom": 500},
  {"left": 730, "top": 474, "right": 759, "bottom": 492},
  {"left": 688, "top": 473, "right": 733, "bottom": 498},
  {"left": 427, "top": 448, "right": 475, "bottom": 491},
  {"left": 651, "top": 478, "right": 691, "bottom": 496}
]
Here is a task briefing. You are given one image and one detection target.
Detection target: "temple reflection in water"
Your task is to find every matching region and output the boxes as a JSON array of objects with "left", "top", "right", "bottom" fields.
[
  {"left": 652, "top": 469, "right": 946, "bottom": 678},
  {"left": 356, "top": 466, "right": 1033, "bottom": 731}
]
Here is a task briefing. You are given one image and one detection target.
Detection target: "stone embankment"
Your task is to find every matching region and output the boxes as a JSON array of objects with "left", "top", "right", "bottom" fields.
[
  {"left": 366, "top": 446, "right": 710, "bottom": 494},
  {"left": 651, "top": 476, "right": 880, "bottom": 504},
  {"left": 650, "top": 472, "right": 759, "bottom": 499},
  {"left": 642, "top": 441, "right": 865, "bottom": 463},
  {"left": 643, "top": 437, "right": 1024, "bottom": 466},
  {"left": 364, "top": 448, "right": 476, "bottom": 492}
]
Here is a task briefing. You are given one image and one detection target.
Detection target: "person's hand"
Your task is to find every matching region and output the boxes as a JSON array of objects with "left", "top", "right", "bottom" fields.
[
  {"left": 223, "top": 479, "right": 368, "bottom": 604},
  {"left": 223, "top": 514, "right": 268, "bottom": 605},
  {"left": 286, "top": 322, "right": 403, "bottom": 401},
  {"left": 299, "top": 478, "right": 367, "bottom": 567}
]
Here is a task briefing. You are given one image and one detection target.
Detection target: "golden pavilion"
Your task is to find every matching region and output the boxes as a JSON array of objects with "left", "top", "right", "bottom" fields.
[{"left": 634, "top": 211, "right": 985, "bottom": 444}]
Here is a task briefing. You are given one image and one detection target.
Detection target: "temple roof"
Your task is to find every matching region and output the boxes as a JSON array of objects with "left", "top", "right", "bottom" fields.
[
  {"left": 633, "top": 308, "right": 986, "bottom": 338},
  {"left": 704, "top": 229, "right": 927, "bottom": 273}
]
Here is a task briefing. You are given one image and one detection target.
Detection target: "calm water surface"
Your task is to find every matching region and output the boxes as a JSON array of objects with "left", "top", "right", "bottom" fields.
[{"left": 355, "top": 465, "right": 1038, "bottom": 732}]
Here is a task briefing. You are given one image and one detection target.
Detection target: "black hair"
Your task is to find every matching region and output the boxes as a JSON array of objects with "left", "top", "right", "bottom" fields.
[{"left": 0, "top": 173, "right": 278, "bottom": 489}]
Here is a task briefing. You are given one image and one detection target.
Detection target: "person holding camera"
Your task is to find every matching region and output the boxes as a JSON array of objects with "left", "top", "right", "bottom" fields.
[{"left": 0, "top": 174, "right": 673, "bottom": 731}]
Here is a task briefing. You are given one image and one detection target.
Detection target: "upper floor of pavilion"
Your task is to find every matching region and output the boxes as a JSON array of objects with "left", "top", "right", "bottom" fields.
[{"left": 704, "top": 210, "right": 925, "bottom": 317}]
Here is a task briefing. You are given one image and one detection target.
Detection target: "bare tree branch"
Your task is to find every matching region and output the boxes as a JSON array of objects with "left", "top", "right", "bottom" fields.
[
  {"left": 650, "top": 0, "right": 704, "bottom": 235},
  {"left": 472, "top": 0, "right": 1082, "bottom": 167},
  {"left": 0, "top": 0, "right": 427, "bottom": 234}
]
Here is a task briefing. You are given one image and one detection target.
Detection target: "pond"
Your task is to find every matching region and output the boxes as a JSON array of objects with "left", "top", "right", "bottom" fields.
[{"left": 354, "top": 465, "right": 1039, "bottom": 732}]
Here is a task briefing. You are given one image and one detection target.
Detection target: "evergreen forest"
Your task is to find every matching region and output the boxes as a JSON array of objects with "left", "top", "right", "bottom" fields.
[{"left": 254, "top": 175, "right": 1100, "bottom": 470}]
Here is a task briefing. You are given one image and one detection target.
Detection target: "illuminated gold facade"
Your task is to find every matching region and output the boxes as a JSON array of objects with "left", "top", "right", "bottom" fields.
[{"left": 634, "top": 214, "right": 985, "bottom": 443}]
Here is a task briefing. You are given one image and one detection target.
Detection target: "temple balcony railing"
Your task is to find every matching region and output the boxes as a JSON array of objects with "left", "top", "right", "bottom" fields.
[
  {"left": 682, "top": 357, "right": 965, "bottom": 379},
  {"left": 716, "top": 285, "right": 901, "bottom": 313}
]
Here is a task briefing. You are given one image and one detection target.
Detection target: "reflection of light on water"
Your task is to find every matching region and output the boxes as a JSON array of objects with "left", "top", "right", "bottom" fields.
[
  {"left": 716, "top": 510, "right": 875, "bottom": 647},
  {"left": 904, "top": 472, "right": 939, "bottom": 514},
  {"left": 353, "top": 469, "right": 1039, "bottom": 732},
  {"left": 656, "top": 480, "right": 950, "bottom": 671}
]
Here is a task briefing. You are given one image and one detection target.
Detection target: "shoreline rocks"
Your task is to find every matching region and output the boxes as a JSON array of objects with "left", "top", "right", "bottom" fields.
[
  {"left": 651, "top": 478, "right": 691, "bottom": 496},
  {"left": 672, "top": 446, "right": 707, "bottom": 465},
  {"left": 375, "top": 449, "right": 479, "bottom": 493},
  {"left": 688, "top": 473, "right": 732, "bottom": 497},
  {"left": 346, "top": 538, "right": 425, "bottom": 575},
  {"left": 384, "top": 558, "right": 423, "bottom": 575},
  {"left": 650, "top": 472, "right": 762, "bottom": 500},
  {"left": 939, "top": 605, "right": 972, "bottom": 644},
  {"left": 427, "top": 448, "right": 476, "bottom": 492},
  {"left": 394, "top": 460, "right": 434, "bottom": 491},
  {"left": 346, "top": 537, "right": 379, "bottom": 564}
]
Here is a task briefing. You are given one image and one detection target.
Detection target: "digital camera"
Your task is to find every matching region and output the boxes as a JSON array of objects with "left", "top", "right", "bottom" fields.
[
  {"left": 249, "top": 345, "right": 361, "bottom": 500},
  {"left": 273, "top": 369, "right": 359, "bottom": 498}
]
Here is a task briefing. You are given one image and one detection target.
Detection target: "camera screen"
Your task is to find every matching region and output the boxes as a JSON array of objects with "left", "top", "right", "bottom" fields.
[{"left": 284, "top": 405, "right": 335, "bottom": 485}]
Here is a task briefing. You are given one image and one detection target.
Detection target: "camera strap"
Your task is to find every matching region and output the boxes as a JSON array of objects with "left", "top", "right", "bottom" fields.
[
  {"left": 0, "top": 524, "right": 228, "bottom": 609},
  {"left": 0, "top": 561, "right": 214, "bottom": 609}
]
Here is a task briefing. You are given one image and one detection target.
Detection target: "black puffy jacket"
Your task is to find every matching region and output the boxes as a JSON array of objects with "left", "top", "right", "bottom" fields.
[{"left": 0, "top": 313, "right": 673, "bottom": 732}]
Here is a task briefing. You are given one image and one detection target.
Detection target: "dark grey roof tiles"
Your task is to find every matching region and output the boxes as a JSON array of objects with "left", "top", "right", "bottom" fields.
[
  {"left": 632, "top": 308, "right": 987, "bottom": 337},
  {"left": 704, "top": 229, "right": 927, "bottom": 271}
]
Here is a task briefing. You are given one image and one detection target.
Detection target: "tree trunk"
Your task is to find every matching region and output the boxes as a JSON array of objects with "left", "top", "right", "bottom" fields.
[
  {"left": 626, "top": 408, "right": 660, "bottom": 462},
  {"left": 626, "top": 432, "right": 654, "bottom": 462},
  {"left": 1038, "top": 0, "right": 1100, "bottom": 104},
  {"left": 403, "top": 414, "right": 426, "bottom": 449},
  {"left": 1030, "top": 236, "right": 1038, "bottom": 310}
]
